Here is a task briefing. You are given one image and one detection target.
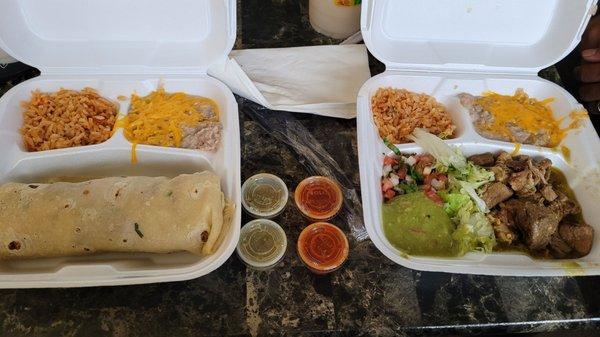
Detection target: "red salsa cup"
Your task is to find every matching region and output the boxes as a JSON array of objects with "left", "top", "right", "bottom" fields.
[
  {"left": 297, "top": 222, "right": 349, "bottom": 274},
  {"left": 294, "top": 176, "right": 343, "bottom": 221}
]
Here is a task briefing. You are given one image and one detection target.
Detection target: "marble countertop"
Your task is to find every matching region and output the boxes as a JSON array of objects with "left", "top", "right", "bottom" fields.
[{"left": 0, "top": 1, "right": 599, "bottom": 336}]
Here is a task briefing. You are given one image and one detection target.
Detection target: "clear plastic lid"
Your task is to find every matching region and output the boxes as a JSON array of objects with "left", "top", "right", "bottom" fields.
[
  {"left": 0, "top": 0, "right": 236, "bottom": 74},
  {"left": 297, "top": 222, "right": 349, "bottom": 274},
  {"left": 361, "top": 0, "right": 596, "bottom": 72},
  {"left": 294, "top": 176, "right": 343, "bottom": 221},
  {"left": 237, "top": 219, "right": 287, "bottom": 270},
  {"left": 241, "top": 173, "right": 289, "bottom": 218}
]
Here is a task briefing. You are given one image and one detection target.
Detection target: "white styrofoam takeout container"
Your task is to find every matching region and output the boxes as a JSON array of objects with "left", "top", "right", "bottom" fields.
[
  {"left": 0, "top": 47, "right": 15, "bottom": 65},
  {"left": 357, "top": 0, "right": 600, "bottom": 276},
  {"left": 0, "top": 0, "right": 241, "bottom": 288}
]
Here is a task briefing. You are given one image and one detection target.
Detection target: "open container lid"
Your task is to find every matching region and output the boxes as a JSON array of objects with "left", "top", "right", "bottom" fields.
[
  {"left": 361, "top": 0, "right": 597, "bottom": 73},
  {"left": 0, "top": 0, "right": 236, "bottom": 74}
]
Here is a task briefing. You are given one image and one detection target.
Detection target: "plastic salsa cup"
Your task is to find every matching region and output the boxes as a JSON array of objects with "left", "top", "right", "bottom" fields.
[
  {"left": 294, "top": 176, "right": 343, "bottom": 221},
  {"left": 241, "top": 173, "right": 288, "bottom": 219},
  {"left": 297, "top": 222, "right": 349, "bottom": 275},
  {"left": 237, "top": 219, "right": 287, "bottom": 271}
]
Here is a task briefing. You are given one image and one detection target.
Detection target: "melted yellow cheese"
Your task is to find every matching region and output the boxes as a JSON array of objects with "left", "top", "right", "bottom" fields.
[
  {"left": 475, "top": 90, "right": 585, "bottom": 147},
  {"left": 116, "top": 87, "right": 219, "bottom": 148}
]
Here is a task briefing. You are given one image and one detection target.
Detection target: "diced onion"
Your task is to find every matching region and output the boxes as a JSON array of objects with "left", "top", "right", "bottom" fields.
[
  {"left": 431, "top": 178, "right": 444, "bottom": 190},
  {"left": 389, "top": 173, "right": 400, "bottom": 186},
  {"left": 383, "top": 164, "right": 393, "bottom": 176}
]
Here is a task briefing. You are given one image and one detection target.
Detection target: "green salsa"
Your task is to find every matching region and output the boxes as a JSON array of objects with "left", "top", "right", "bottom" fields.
[{"left": 382, "top": 192, "right": 456, "bottom": 257}]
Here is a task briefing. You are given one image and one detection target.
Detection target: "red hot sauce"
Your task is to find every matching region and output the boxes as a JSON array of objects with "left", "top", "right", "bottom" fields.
[
  {"left": 294, "top": 176, "right": 343, "bottom": 221},
  {"left": 297, "top": 222, "right": 349, "bottom": 274}
]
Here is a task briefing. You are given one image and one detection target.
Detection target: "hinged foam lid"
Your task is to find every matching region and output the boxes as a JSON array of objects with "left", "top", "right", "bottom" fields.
[
  {"left": 0, "top": 0, "right": 236, "bottom": 74},
  {"left": 361, "top": 0, "right": 597, "bottom": 73}
]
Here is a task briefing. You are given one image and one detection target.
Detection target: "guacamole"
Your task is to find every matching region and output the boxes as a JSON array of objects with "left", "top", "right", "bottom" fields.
[{"left": 382, "top": 192, "right": 456, "bottom": 257}]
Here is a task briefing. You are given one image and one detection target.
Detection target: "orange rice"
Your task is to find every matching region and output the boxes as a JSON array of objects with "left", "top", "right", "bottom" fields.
[
  {"left": 20, "top": 88, "right": 118, "bottom": 152},
  {"left": 371, "top": 87, "right": 456, "bottom": 143}
]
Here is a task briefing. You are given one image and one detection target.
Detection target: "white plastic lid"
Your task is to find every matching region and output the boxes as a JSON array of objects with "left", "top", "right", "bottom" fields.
[
  {"left": 0, "top": 0, "right": 236, "bottom": 74},
  {"left": 361, "top": 0, "right": 597, "bottom": 73}
]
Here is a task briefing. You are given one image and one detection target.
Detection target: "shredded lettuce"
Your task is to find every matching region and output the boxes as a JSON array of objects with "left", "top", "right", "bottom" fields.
[
  {"left": 410, "top": 128, "right": 494, "bottom": 212},
  {"left": 441, "top": 190, "right": 496, "bottom": 255},
  {"left": 410, "top": 128, "right": 497, "bottom": 255},
  {"left": 408, "top": 128, "right": 467, "bottom": 172},
  {"left": 458, "top": 180, "right": 489, "bottom": 213},
  {"left": 459, "top": 162, "right": 495, "bottom": 188},
  {"left": 452, "top": 211, "right": 496, "bottom": 255},
  {"left": 440, "top": 192, "right": 470, "bottom": 217}
]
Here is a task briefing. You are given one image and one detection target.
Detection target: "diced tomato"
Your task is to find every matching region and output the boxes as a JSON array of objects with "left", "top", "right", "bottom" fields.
[
  {"left": 424, "top": 186, "right": 443, "bottom": 205},
  {"left": 437, "top": 173, "right": 448, "bottom": 185},
  {"left": 433, "top": 175, "right": 448, "bottom": 190},
  {"left": 424, "top": 172, "right": 448, "bottom": 190},
  {"left": 381, "top": 178, "right": 394, "bottom": 192},
  {"left": 396, "top": 166, "right": 407, "bottom": 180},
  {"left": 383, "top": 156, "right": 398, "bottom": 166},
  {"left": 414, "top": 154, "right": 435, "bottom": 176},
  {"left": 415, "top": 153, "right": 435, "bottom": 166},
  {"left": 384, "top": 189, "right": 396, "bottom": 200}
]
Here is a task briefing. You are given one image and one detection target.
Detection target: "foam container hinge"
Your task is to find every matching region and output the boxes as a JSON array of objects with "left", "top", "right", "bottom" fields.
[
  {"left": 0, "top": 0, "right": 241, "bottom": 288},
  {"left": 358, "top": 0, "right": 600, "bottom": 276}
]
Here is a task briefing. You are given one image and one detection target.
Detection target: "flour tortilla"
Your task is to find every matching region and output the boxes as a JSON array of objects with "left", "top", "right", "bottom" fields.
[{"left": 0, "top": 172, "right": 231, "bottom": 259}]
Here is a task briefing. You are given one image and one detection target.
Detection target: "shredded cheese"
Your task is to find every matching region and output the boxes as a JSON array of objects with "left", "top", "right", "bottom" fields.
[
  {"left": 116, "top": 87, "right": 219, "bottom": 148},
  {"left": 560, "top": 145, "right": 571, "bottom": 163},
  {"left": 475, "top": 89, "right": 584, "bottom": 147},
  {"left": 562, "top": 109, "right": 589, "bottom": 131},
  {"left": 510, "top": 143, "right": 521, "bottom": 156},
  {"left": 131, "top": 143, "right": 138, "bottom": 164}
]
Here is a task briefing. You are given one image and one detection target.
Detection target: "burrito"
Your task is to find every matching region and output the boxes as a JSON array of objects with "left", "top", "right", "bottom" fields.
[{"left": 0, "top": 172, "right": 232, "bottom": 259}]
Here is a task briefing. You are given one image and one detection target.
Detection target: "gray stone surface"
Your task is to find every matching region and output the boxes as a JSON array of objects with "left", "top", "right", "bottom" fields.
[{"left": 0, "top": 1, "right": 598, "bottom": 336}]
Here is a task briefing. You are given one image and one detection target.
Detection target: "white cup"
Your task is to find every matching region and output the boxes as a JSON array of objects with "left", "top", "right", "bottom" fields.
[{"left": 309, "top": 0, "right": 361, "bottom": 39}]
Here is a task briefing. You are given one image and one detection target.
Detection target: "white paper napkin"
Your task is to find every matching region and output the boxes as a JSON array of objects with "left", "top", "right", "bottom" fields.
[{"left": 208, "top": 44, "right": 371, "bottom": 119}]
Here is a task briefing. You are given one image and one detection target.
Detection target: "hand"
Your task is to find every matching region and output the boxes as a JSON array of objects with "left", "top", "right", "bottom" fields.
[{"left": 576, "top": 15, "right": 600, "bottom": 102}]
